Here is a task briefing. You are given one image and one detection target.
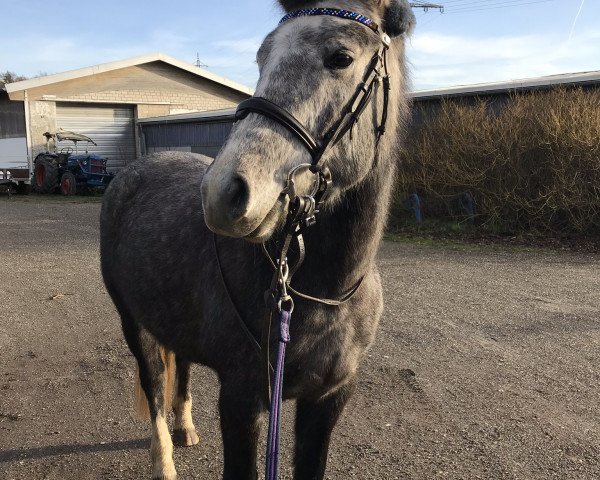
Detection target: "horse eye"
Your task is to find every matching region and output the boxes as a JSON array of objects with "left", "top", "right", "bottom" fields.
[{"left": 325, "top": 52, "right": 354, "bottom": 70}]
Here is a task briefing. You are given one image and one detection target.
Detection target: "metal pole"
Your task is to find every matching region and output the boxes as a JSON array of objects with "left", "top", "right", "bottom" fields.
[
  {"left": 23, "top": 89, "right": 33, "bottom": 178},
  {"left": 410, "top": 2, "right": 444, "bottom": 12}
]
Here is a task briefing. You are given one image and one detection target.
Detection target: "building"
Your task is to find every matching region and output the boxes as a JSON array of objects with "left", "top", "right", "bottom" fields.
[
  {"left": 138, "top": 108, "right": 237, "bottom": 158},
  {"left": 5, "top": 65, "right": 598, "bottom": 174},
  {"left": 138, "top": 69, "right": 600, "bottom": 156},
  {"left": 2, "top": 53, "right": 253, "bottom": 172},
  {"left": 409, "top": 70, "right": 600, "bottom": 125},
  {"left": 410, "top": 70, "right": 600, "bottom": 101}
]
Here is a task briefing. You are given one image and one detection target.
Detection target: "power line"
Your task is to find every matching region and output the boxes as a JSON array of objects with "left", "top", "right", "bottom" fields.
[
  {"left": 442, "top": 0, "right": 538, "bottom": 4},
  {"left": 444, "top": 0, "right": 554, "bottom": 14},
  {"left": 439, "top": 0, "right": 553, "bottom": 8},
  {"left": 411, "top": 0, "right": 555, "bottom": 17},
  {"left": 204, "top": 0, "right": 557, "bottom": 76}
]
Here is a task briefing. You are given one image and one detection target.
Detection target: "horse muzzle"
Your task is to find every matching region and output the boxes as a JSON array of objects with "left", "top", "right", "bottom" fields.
[{"left": 201, "top": 166, "right": 286, "bottom": 240}]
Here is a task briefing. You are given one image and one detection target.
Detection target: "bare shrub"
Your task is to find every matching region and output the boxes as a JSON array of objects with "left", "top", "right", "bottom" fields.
[{"left": 396, "top": 87, "right": 600, "bottom": 234}]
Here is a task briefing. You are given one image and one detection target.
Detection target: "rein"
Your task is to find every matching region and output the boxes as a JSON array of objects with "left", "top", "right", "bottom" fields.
[{"left": 216, "top": 8, "right": 392, "bottom": 480}]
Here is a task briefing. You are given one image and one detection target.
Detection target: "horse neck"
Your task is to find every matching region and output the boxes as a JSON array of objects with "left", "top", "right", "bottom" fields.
[
  {"left": 286, "top": 46, "right": 407, "bottom": 297},
  {"left": 297, "top": 154, "right": 395, "bottom": 296}
]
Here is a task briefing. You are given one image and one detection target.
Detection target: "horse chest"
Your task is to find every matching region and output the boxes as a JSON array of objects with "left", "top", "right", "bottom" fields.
[{"left": 282, "top": 308, "right": 376, "bottom": 399}]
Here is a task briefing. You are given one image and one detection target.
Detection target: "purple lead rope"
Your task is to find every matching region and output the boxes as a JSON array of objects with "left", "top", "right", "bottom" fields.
[{"left": 265, "top": 308, "right": 291, "bottom": 480}]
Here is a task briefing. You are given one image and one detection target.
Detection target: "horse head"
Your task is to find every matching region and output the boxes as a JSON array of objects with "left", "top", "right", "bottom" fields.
[{"left": 201, "top": 0, "right": 415, "bottom": 241}]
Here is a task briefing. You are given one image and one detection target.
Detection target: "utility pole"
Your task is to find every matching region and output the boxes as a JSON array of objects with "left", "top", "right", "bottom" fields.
[
  {"left": 195, "top": 53, "right": 208, "bottom": 69},
  {"left": 410, "top": 2, "right": 444, "bottom": 12}
]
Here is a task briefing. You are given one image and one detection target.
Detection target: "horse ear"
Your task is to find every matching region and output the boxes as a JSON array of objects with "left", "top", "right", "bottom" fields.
[
  {"left": 276, "top": 0, "right": 416, "bottom": 36},
  {"left": 381, "top": 0, "right": 416, "bottom": 37},
  {"left": 277, "top": 0, "right": 313, "bottom": 11}
]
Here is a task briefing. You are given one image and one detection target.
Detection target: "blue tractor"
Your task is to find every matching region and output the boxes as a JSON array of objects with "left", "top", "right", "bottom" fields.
[{"left": 32, "top": 130, "right": 114, "bottom": 195}]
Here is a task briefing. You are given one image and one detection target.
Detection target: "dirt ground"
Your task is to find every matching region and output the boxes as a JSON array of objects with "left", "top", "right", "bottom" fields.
[{"left": 1, "top": 197, "right": 599, "bottom": 480}]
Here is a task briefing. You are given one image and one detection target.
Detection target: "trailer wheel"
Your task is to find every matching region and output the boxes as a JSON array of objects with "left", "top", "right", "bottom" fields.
[
  {"left": 16, "top": 182, "right": 32, "bottom": 195},
  {"left": 60, "top": 171, "right": 77, "bottom": 196},
  {"left": 32, "top": 157, "right": 58, "bottom": 193}
]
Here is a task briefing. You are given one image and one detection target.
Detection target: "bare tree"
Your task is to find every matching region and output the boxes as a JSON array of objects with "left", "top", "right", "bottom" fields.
[{"left": 0, "top": 71, "right": 28, "bottom": 89}]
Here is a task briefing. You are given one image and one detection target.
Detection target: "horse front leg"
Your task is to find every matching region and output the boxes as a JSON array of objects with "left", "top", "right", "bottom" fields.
[
  {"left": 172, "top": 357, "right": 200, "bottom": 447},
  {"left": 219, "top": 378, "right": 263, "bottom": 480},
  {"left": 294, "top": 381, "right": 356, "bottom": 480}
]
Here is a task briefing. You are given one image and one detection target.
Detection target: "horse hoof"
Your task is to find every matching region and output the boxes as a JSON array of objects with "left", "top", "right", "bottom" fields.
[
  {"left": 172, "top": 428, "right": 200, "bottom": 447},
  {"left": 152, "top": 473, "right": 176, "bottom": 480}
]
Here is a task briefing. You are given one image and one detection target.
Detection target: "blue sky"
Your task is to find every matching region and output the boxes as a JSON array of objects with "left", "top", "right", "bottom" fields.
[{"left": 0, "top": 0, "right": 598, "bottom": 91}]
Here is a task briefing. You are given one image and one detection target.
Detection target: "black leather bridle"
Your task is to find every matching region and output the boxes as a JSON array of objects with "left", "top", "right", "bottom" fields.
[{"left": 235, "top": 22, "right": 391, "bottom": 175}]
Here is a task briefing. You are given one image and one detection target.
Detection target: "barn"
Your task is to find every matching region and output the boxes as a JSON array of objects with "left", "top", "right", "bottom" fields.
[
  {"left": 138, "top": 108, "right": 236, "bottom": 158},
  {"left": 137, "top": 69, "right": 600, "bottom": 156},
  {"left": 409, "top": 70, "right": 600, "bottom": 125},
  {"left": 2, "top": 53, "right": 253, "bottom": 174}
]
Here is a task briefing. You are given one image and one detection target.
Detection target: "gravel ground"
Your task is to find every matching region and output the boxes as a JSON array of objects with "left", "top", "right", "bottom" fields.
[{"left": 1, "top": 197, "right": 599, "bottom": 480}]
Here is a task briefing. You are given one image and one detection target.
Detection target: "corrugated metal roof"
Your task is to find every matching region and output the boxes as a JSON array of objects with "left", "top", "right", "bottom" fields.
[
  {"left": 410, "top": 70, "right": 600, "bottom": 100},
  {"left": 135, "top": 69, "right": 600, "bottom": 127},
  {"left": 137, "top": 108, "right": 237, "bottom": 125}
]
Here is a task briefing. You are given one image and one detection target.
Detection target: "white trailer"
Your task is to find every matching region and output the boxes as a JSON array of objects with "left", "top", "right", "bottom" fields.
[
  {"left": 0, "top": 91, "right": 30, "bottom": 194},
  {"left": 0, "top": 136, "right": 30, "bottom": 194}
]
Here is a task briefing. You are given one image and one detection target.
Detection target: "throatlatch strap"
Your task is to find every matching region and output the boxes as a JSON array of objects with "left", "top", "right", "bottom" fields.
[{"left": 261, "top": 241, "right": 364, "bottom": 307}]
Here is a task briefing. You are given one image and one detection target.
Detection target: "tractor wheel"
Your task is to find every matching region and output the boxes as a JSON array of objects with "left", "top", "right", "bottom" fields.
[
  {"left": 32, "top": 156, "right": 59, "bottom": 193},
  {"left": 60, "top": 171, "right": 77, "bottom": 196}
]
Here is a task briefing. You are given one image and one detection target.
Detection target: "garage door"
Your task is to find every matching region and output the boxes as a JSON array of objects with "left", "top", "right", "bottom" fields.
[{"left": 56, "top": 103, "right": 136, "bottom": 171}]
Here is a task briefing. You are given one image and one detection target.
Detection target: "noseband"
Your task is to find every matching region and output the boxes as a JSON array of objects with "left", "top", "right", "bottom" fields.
[
  {"left": 235, "top": 7, "right": 391, "bottom": 174},
  {"left": 222, "top": 9, "right": 394, "bottom": 480}
]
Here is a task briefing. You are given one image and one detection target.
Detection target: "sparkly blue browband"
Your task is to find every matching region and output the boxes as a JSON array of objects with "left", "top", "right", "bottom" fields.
[{"left": 279, "top": 8, "right": 380, "bottom": 33}]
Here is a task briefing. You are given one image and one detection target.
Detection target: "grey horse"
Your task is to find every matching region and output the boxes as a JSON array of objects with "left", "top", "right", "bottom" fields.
[{"left": 100, "top": 1, "right": 415, "bottom": 478}]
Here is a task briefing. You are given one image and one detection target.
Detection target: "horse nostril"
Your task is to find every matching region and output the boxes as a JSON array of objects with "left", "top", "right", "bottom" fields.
[{"left": 226, "top": 175, "right": 250, "bottom": 221}]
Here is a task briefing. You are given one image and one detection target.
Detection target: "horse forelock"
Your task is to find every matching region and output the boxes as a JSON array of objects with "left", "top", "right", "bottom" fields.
[{"left": 278, "top": 0, "right": 384, "bottom": 15}]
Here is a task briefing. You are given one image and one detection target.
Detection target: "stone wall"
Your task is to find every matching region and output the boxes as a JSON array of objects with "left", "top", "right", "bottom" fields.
[{"left": 28, "top": 101, "right": 56, "bottom": 159}]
